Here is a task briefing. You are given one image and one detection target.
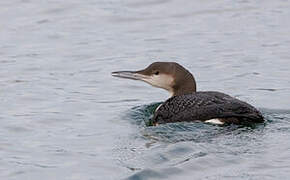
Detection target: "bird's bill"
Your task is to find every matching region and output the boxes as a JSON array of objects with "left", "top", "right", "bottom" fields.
[{"left": 111, "top": 71, "right": 149, "bottom": 81}]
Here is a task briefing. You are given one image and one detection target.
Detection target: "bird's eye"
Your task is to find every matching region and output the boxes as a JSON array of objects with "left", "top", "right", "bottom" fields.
[{"left": 154, "top": 71, "right": 159, "bottom": 75}]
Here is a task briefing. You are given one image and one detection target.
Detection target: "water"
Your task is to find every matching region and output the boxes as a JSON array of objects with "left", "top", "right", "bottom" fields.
[{"left": 1, "top": 0, "right": 290, "bottom": 179}]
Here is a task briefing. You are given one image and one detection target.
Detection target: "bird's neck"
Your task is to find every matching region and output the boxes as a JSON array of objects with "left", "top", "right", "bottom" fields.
[
  {"left": 172, "top": 85, "right": 196, "bottom": 96},
  {"left": 172, "top": 77, "right": 196, "bottom": 97}
]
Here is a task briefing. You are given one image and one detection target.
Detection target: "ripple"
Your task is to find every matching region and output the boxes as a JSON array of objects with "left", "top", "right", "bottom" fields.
[
  {"left": 126, "top": 0, "right": 170, "bottom": 8},
  {"left": 126, "top": 167, "right": 182, "bottom": 180},
  {"left": 97, "top": 99, "right": 141, "bottom": 104},
  {"left": 251, "top": 88, "right": 278, "bottom": 92}
]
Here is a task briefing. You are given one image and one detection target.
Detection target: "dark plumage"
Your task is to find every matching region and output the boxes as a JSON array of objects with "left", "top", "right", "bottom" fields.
[{"left": 153, "top": 91, "right": 264, "bottom": 125}]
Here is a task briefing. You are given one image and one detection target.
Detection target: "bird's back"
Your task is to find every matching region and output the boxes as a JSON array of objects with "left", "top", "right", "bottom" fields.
[{"left": 153, "top": 91, "right": 264, "bottom": 125}]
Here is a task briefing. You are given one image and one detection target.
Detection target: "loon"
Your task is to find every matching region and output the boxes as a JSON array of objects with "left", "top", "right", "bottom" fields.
[{"left": 112, "top": 62, "right": 264, "bottom": 125}]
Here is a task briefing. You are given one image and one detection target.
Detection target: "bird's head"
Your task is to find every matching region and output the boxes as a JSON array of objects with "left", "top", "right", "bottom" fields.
[{"left": 112, "top": 62, "right": 196, "bottom": 97}]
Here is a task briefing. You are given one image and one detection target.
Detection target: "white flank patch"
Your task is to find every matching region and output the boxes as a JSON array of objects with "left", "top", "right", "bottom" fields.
[{"left": 205, "top": 118, "right": 224, "bottom": 125}]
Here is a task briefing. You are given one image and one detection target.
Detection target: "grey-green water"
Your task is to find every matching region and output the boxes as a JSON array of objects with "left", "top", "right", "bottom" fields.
[{"left": 1, "top": 0, "right": 290, "bottom": 179}]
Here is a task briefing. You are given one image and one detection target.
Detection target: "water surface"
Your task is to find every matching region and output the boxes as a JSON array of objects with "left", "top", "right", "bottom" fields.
[{"left": 1, "top": 0, "right": 290, "bottom": 179}]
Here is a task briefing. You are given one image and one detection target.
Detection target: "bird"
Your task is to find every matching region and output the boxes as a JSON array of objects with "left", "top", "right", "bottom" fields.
[{"left": 112, "top": 62, "right": 264, "bottom": 125}]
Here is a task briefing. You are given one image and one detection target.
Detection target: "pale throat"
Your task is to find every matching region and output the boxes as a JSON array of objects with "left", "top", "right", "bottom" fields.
[
  {"left": 144, "top": 74, "right": 174, "bottom": 92},
  {"left": 143, "top": 73, "right": 195, "bottom": 97}
]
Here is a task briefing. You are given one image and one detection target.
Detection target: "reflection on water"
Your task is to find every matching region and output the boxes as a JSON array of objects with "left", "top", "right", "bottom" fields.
[{"left": 128, "top": 103, "right": 162, "bottom": 126}]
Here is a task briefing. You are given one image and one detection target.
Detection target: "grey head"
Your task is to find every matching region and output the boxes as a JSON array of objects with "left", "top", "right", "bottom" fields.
[{"left": 112, "top": 62, "right": 196, "bottom": 97}]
